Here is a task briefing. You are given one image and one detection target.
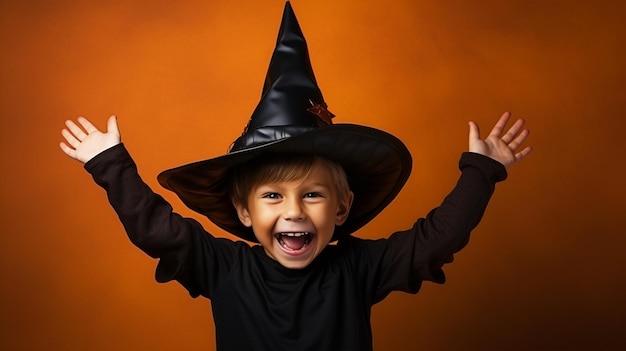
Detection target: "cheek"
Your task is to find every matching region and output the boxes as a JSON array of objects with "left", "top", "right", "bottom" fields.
[
  {"left": 248, "top": 207, "right": 278, "bottom": 234},
  {"left": 315, "top": 206, "right": 339, "bottom": 237}
]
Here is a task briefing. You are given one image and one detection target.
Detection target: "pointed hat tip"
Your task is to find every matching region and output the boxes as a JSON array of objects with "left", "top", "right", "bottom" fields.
[{"left": 285, "top": 1, "right": 294, "bottom": 12}]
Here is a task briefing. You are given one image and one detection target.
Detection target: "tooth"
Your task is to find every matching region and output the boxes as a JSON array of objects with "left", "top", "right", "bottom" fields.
[{"left": 282, "top": 232, "right": 307, "bottom": 237}]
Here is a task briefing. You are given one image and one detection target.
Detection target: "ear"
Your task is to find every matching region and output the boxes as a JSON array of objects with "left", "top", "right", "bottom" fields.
[
  {"left": 232, "top": 200, "right": 253, "bottom": 227},
  {"left": 335, "top": 191, "right": 354, "bottom": 226}
]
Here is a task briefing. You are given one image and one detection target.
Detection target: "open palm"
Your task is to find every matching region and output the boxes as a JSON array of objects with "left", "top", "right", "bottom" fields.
[
  {"left": 469, "top": 112, "right": 532, "bottom": 168},
  {"left": 60, "top": 115, "right": 121, "bottom": 164}
]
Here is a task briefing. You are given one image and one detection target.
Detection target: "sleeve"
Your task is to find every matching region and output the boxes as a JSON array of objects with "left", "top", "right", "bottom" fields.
[
  {"left": 367, "top": 152, "right": 507, "bottom": 303},
  {"left": 84, "top": 143, "right": 238, "bottom": 298}
]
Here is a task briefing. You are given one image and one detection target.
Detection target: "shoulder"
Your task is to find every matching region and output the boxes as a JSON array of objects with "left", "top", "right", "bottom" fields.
[{"left": 333, "top": 235, "right": 390, "bottom": 264}]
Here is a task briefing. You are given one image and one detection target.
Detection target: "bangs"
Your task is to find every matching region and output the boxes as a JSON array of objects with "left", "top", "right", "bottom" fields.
[
  {"left": 230, "top": 153, "right": 350, "bottom": 207},
  {"left": 252, "top": 154, "right": 317, "bottom": 186}
]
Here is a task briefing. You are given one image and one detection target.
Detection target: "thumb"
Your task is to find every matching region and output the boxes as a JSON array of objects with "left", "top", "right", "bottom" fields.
[
  {"left": 107, "top": 115, "right": 120, "bottom": 136},
  {"left": 468, "top": 121, "right": 480, "bottom": 147}
]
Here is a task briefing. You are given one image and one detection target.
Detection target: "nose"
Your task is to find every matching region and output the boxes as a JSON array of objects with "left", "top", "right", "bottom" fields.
[{"left": 283, "top": 197, "right": 305, "bottom": 221}]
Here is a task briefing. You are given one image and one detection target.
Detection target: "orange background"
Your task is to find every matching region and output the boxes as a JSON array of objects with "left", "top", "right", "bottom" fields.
[{"left": 1, "top": 0, "right": 624, "bottom": 350}]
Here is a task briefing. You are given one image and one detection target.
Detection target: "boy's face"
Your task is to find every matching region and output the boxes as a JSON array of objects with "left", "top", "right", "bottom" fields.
[{"left": 234, "top": 159, "right": 353, "bottom": 269}]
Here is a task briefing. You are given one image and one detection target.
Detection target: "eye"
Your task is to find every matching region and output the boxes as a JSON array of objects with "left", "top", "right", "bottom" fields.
[
  {"left": 262, "top": 192, "right": 281, "bottom": 199},
  {"left": 304, "top": 192, "right": 323, "bottom": 198}
]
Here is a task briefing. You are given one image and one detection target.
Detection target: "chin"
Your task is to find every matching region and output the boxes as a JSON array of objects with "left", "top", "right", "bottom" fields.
[
  {"left": 272, "top": 248, "right": 319, "bottom": 270},
  {"left": 278, "top": 259, "right": 313, "bottom": 270}
]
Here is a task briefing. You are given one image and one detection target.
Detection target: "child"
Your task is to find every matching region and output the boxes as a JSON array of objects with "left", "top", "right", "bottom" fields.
[{"left": 60, "top": 2, "right": 531, "bottom": 350}]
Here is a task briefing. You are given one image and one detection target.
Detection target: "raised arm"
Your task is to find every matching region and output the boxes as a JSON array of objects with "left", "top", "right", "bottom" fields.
[
  {"left": 59, "top": 115, "right": 236, "bottom": 298},
  {"left": 371, "top": 112, "right": 532, "bottom": 300},
  {"left": 60, "top": 115, "right": 121, "bottom": 163}
]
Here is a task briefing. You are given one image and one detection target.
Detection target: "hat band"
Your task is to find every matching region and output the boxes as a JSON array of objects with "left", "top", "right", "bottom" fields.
[{"left": 230, "top": 125, "right": 316, "bottom": 152}]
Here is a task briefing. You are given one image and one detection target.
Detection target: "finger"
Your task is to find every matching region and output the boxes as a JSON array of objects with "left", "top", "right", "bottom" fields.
[
  {"left": 65, "top": 119, "right": 87, "bottom": 140},
  {"left": 59, "top": 141, "right": 76, "bottom": 158},
  {"left": 515, "top": 146, "right": 532, "bottom": 161},
  {"left": 77, "top": 116, "right": 99, "bottom": 134},
  {"left": 501, "top": 118, "right": 525, "bottom": 144},
  {"left": 508, "top": 128, "right": 529, "bottom": 150},
  {"left": 106, "top": 115, "right": 119, "bottom": 135},
  {"left": 61, "top": 128, "right": 81, "bottom": 148},
  {"left": 488, "top": 111, "right": 511, "bottom": 138},
  {"left": 468, "top": 121, "right": 480, "bottom": 145}
]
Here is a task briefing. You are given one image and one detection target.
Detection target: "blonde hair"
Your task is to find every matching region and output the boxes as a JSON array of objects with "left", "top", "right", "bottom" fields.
[{"left": 230, "top": 153, "right": 351, "bottom": 208}]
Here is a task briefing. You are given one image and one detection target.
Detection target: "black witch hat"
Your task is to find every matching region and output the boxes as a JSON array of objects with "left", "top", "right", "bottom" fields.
[{"left": 157, "top": 1, "right": 412, "bottom": 242}]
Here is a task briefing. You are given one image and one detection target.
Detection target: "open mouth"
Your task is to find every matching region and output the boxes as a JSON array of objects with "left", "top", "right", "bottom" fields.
[{"left": 275, "top": 232, "right": 313, "bottom": 252}]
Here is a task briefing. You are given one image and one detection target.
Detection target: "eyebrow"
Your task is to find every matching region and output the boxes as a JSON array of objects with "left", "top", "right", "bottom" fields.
[{"left": 255, "top": 181, "right": 332, "bottom": 192}]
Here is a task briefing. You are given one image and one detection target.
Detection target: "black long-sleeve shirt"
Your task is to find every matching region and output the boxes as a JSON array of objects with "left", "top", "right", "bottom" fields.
[{"left": 85, "top": 143, "right": 507, "bottom": 351}]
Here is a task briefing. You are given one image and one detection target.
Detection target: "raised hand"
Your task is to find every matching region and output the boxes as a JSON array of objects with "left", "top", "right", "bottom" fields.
[
  {"left": 468, "top": 112, "right": 532, "bottom": 168},
  {"left": 60, "top": 115, "right": 121, "bottom": 164}
]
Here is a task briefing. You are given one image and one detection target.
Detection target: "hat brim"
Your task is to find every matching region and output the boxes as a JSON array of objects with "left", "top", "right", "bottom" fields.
[{"left": 157, "top": 124, "right": 412, "bottom": 242}]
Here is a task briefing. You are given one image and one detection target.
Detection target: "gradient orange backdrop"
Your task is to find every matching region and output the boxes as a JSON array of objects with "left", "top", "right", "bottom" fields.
[{"left": 1, "top": 0, "right": 624, "bottom": 350}]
